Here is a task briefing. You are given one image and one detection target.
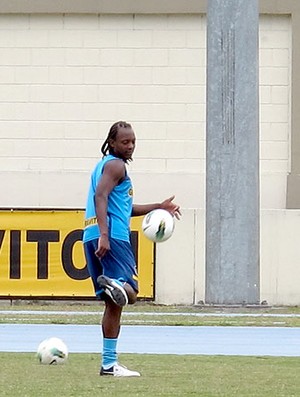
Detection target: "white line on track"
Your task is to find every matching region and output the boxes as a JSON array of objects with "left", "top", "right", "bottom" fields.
[{"left": 0, "top": 310, "right": 300, "bottom": 317}]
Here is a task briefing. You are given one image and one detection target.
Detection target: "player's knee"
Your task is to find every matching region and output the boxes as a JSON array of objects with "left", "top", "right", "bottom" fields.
[
  {"left": 127, "top": 293, "right": 137, "bottom": 305},
  {"left": 124, "top": 283, "right": 137, "bottom": 304}
]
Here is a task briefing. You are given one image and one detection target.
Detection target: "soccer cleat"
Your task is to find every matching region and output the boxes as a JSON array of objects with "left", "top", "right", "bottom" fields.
[
  {"left": 97, "top": 275, "right": 128, "bottom": 307},
  {"left": 100, "top": 363, "right": 141, "bottom": 377}
]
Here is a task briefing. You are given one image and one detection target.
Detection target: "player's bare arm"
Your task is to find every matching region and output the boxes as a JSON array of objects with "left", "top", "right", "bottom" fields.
[
  {"left": 95, "top": 159, "right": 126, "bottom": 258},
  {"left": 132, "top": 195, "right": 181, "bottom": 219}
]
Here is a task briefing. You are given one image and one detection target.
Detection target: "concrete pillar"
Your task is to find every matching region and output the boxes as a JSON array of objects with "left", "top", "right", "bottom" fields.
[{"left": 205, "top": 0, "right": 260, "bottom": 304}]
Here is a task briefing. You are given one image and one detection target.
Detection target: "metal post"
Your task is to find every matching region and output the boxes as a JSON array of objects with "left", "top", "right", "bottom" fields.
[{"left": 205, "top": 0, "right": 260, "bottom": 304}]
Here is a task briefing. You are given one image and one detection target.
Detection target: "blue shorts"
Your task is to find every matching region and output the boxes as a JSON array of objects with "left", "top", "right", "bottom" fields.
[{"left": 84, "top": 238, "right": 139, "bottom": 298}]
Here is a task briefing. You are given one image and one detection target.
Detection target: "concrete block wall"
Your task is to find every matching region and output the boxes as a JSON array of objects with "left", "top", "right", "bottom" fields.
[
  {"left": 0, "top": 14, "right": 206, "bottom": 207},
  {"left": 156, "top": 209, "right": 300, "bottom": 306},
  {"left": 0, "top": 14, "right": 290, "bottom": 210},
  {"left": 259, "top": 15, "right": 291, "bottom": 209}
]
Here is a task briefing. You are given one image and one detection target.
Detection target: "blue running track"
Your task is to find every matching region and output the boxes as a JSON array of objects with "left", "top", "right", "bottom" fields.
[{"left": 0, "top": 324, "right": 299, "bottom": 356}]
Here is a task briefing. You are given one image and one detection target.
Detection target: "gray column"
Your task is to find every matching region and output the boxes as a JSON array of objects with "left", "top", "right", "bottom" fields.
[{"left": 205, "top": 0, "right": 260, "bottom": 304}]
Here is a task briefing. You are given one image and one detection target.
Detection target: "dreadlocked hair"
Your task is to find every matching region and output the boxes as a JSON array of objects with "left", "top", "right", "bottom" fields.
[{"left": 101, "top": 121, "right": 132, "bottom": 159}]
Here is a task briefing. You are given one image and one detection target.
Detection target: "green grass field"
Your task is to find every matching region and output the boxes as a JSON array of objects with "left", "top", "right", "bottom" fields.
[
  {"left": 1, "top": 302, "right": 299, "bottom": 396},
  {"left": 0, "top": 353, "right": 299, "bottom": 397},
  {"left": 1, "top": 302, "right": 300, "bottom": 327}
]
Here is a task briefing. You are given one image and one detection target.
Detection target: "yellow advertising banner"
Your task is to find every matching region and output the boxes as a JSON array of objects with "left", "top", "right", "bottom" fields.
[{"left": 0, "top": 210, "right": 154, "bottom": 298}]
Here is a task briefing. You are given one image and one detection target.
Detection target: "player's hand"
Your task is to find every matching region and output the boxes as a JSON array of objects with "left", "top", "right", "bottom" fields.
[
  {"left": 160, "top": 195, "right": 181, "bottom": 220},
  {"left": 95, "top": 235, "right": 110, "bottom": 258}
]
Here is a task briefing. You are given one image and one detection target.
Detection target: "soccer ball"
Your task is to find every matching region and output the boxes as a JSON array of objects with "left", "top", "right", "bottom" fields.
[
  {"left": 37, "top": 337, "right": 68, "bottom": 365},
  {"left": 142, "top": 209, "right": 175, "bottom": 243}
]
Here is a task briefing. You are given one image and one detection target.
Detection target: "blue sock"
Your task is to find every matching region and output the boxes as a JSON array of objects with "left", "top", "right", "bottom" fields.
[
  {"left": 102, "top": 338, "right": 118, "bottom": 369},
  {"left": 114, "top": 278, "right": 125, "bottom": 287}
]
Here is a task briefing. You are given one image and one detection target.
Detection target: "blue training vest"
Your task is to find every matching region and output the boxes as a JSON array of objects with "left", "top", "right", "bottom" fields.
[{"left": 82, "top": 154, "right": 133, "bottom": 243}]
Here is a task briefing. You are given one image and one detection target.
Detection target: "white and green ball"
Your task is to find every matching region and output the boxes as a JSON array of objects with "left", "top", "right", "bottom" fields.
[
  {"left": 37, "top": 337, "right": 68, "bottom": 365},
  {"left": 142, "top": 209, "right": 175, "bottom": 243}
]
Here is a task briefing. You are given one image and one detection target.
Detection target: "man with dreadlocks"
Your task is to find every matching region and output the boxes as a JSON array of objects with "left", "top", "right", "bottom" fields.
[{"left": 83, "top": 121, "right": 181, "bottom": 377}]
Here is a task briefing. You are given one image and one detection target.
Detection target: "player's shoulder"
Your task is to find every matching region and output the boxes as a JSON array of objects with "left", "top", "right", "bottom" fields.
[
  {"left": 104, "top": 155, "right": 125, "bottom": 168},
  {"left": 102, "top": 156, "right": 126, "bottom": 176}
]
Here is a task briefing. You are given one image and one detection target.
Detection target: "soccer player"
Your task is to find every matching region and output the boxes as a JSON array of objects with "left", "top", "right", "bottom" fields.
[{"left": 83, "top": 121, "right": 181, "bottom": 377}]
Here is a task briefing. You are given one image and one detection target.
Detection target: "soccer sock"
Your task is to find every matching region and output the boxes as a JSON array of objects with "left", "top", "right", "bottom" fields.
[
  {"left": 114, "top": 278, "right": 125, "bottom": 287},
  {"left": 102, "top": 337, "right": 118, "bottom": 369},
  {"left": 96, "top": 288, "right": 104, "bottom": 298}
]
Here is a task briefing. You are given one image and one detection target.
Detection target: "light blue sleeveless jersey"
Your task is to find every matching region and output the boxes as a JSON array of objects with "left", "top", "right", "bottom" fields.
[{"left": 82, "top": 154, "right": 133, "bottom": 243}]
